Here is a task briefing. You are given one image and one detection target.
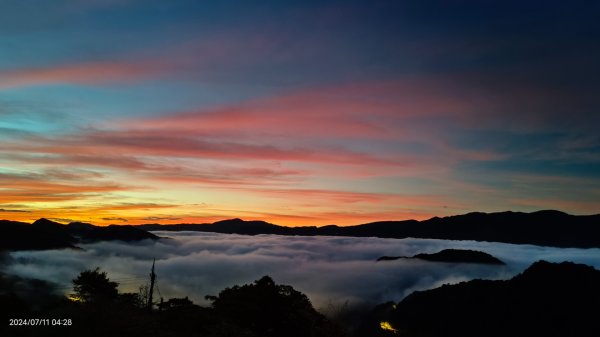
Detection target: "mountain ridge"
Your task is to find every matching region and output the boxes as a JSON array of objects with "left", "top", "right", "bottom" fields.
[
  {"left": 0, "top": 218, "right": 158, "bottom": 251},
  {"left": 376, "top": 248, "right": 505, "bottom": 265},
  {"left": 2, "top": 210, "right": 600, "bottom": 249},
  {"left": 136, "top": 210, "right": 600, "bottom": 248}
]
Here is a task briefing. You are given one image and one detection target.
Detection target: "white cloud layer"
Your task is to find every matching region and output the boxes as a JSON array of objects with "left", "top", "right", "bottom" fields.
[{"left": 4, "top": 232, "right": 600, "bottom": 312}]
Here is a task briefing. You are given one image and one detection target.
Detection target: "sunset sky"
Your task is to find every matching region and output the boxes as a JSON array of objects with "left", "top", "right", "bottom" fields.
[{"left": 1, "top": 0, "right": 599, "bottom": 226}]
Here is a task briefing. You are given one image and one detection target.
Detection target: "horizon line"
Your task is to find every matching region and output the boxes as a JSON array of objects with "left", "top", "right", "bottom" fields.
[{"left": 2, "top": 209, "right": 598, "bottom": 228}]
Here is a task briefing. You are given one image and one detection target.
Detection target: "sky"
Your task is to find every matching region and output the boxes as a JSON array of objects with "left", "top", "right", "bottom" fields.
[{"left": 1, "top": 0, "right": 599, "bottom": 226}]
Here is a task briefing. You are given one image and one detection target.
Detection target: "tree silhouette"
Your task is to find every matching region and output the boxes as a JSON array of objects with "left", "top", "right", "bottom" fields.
[
  {"left": 71, "top": 267, "right": 118, "bottom": 303},
  {"left": 206, "top": 275, "right": 345, "bottom": 337}
]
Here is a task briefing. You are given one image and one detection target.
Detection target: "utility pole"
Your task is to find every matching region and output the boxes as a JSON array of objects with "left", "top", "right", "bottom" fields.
[{"left": 147, "top": 258, "right": 156, "bottom": 311}]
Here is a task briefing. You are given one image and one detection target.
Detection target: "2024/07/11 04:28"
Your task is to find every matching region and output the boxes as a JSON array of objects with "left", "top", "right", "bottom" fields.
[{"left": 8, "top": 318, "right": 72, "bottom": 326}]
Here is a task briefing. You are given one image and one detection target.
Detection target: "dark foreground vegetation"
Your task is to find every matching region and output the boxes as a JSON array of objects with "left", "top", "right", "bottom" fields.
[
  {"left": 2, "top": 260, "right": 599, "bottom": 337},
  {"left": 1, "top": 268, "right": 345, "bottom": 337}
]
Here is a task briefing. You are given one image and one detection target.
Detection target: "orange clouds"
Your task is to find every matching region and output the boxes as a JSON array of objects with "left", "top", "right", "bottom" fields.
[
  {"left": 247, "top": 187, "right": 445, "bottom": 205},
  {"left": 0, "top": 171, "right": 127, "bottom": 204}
]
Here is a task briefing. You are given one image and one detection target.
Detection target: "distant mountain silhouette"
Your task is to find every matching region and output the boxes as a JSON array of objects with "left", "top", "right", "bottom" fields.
[
  {"left": 0, "top": 219, "right": 77, "bottom": 251},
  {"left": 67, "top": 222, "right": 158, "bottom": 243},
  {"left": 356, "top": 260, "right": 600, "bottom": 337},
  {"left": 137, "top": 210, "right": 600, "bottom": 248},
  {"left": 0, "top": 218, "right": 158, "bottom": 251},
  {"left": 139, "top": 218, "right": 289, "bottom": 234},
  {"left": 3, "top": 210, "right": 600, "bottom": 249},
  {"left": 376, "top": 249, "right": 505, "bottom": 265}
]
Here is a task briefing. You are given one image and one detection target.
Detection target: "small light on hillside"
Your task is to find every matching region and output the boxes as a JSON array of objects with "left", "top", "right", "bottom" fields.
[{"left": 380, "top": 321, "right": 398, "bottom": 333}]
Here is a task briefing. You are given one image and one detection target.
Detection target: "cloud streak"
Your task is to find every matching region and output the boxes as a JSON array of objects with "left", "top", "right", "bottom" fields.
[
  {"left": 0, "top": 208, "right": 31, "bottom": 213},
  {"left": 0, "top": 171, "right": 127, "bottom": 204},
  {"left": 0, "top": 61, "right": 164, "bottom": 89}
]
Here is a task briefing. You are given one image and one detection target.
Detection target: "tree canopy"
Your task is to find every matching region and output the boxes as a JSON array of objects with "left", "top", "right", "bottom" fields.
[
  {"left": 206, "top": 275, "right": 345, "bottom": 337},
  {"left": 71, "top": 267, "right": 118, "bottom": 303}
]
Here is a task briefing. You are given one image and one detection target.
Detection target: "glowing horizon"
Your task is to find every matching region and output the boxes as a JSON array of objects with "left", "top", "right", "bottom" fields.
[{"left": 1, "top": 1, "right": 599, "bottom": 226}]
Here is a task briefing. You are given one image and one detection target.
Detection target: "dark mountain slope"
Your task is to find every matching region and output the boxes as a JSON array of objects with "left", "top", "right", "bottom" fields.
[
  {"left": 377, "top": 249, "right": 505, "bottom": 265},
  {"left": 344, "top": 210, "right": 600, "bottom": 247},
  {"left": 0, "top": 219, "right": 158, "bottom": 251},
  {"left": 0, "top": 219, "right": 76, "bottom": 251},
  {"left": 137, "top": 210, "right": 600, "bottom": 248},
  {"left": 67, "top": 222, "right": 158, "bottom": 242},
  {"left": 138, "top": 218, "right": 291, "bottom": 235},
  {"left": 358, "top": 260, "right": 600, "bottom": 337}
]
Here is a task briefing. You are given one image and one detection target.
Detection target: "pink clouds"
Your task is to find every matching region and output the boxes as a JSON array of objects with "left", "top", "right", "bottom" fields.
[
  {"left": 150, "top": 166, "right": 308, "bottom": 187},
  {"left": 7, "top": 128, "right": 403, "bottom": 167},
  {"left": 0, "top": 61, "right": 162, "bottom": 89},
  {"left": 0, "top": 29, "right": 290, "bottom": 91},
  {"left": 125, "top": 79, "right": 471, "bottom": 140}
]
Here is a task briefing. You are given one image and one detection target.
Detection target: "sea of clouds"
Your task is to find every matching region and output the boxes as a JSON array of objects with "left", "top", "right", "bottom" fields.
[{"left": 3, "top": 232, "right": 600, "bottom": 312}]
